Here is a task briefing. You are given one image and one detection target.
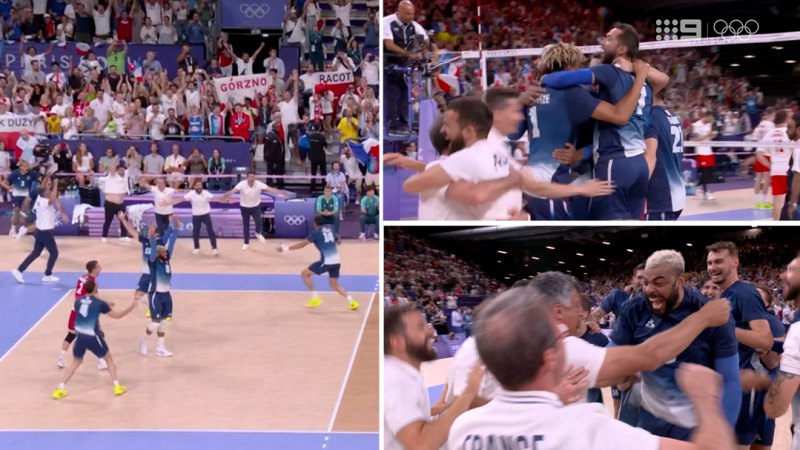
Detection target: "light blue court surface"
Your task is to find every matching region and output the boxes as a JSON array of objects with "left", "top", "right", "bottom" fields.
[
  {"left": 0, "top": 273, "right": 379, "bottom": 450},
  {"left": 680, "top": 208, "right": 772, "bottom": 221}
]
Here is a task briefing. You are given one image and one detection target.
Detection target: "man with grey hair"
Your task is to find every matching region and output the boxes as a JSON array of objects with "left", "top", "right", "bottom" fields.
[
  {"left": 448, "top": 286, "right": 737, "bottom": 450},
  {"left": 611, "top": 250, "right": 741, "bottom": 441}
]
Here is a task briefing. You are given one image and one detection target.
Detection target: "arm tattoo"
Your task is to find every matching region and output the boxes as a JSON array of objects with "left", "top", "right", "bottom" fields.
[{"left": 767, "top": 371, "right": 797, "bottom": 405}]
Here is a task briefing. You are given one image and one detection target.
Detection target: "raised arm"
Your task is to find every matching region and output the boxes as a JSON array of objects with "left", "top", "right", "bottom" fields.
[
  {"left": 403, "top": 164, "right": 453, "bottom": 194},
  {"left": 116, "top": 211, "right": 139, "bottom": 237}
]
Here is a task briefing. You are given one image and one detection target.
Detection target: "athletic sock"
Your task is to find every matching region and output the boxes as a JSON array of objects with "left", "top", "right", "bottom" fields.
[
  {"left": 58, "top": 383, "right": 65, "bottom": 389},
  {"left": 312, "top": 291, "right": 319, "bottom": 299},
  {"left": 346, "top": 295, "right": 354, "bottom": 301},
  {"left": 157, "top": 337, "right": 165, "bottom": 348},
  {"left": 60, "top": 350, "right": 65, "bottom": 357}
]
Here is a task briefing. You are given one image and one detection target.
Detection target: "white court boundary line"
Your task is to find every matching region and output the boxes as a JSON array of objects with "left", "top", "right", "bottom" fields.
[
  {"left": 95, "top": 289, "right": 376, "bottom": 294},
  {"left": 327, "top": 286, "right": 378, "bottom": 433},
  {"left": 0, "top": 290, "right": 71, "bottom": 364}
]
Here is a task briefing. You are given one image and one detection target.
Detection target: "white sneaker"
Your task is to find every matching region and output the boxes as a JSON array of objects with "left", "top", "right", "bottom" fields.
[
  {"left": 155, "top": 347, "right": 173, "bottom": 358},
  {"left": 101, "top": 237, "right": 107, "bottom": 243},
  {"left": 373, "top": 233, "right": 380, "bottom": 240},
  {"left": 42, "top": 275, "right": 60, "bottom": 283},
  {"left": 359, "top": 233, "right": 366, "bottom": 242},
  {"left": 15, "top": 227, "right": 27, "bottom": 239},
  {"left": 8, "top": 227, "right": 16, "bottom": 237},
  {"left": 256, "top": 234, "right": 266, "bottom": 243},
  {"left": 139, "top": 339, "right": 148, "bottom": 356},
  {"left": 192, "top": 249, "right": 200, "bottom": 255},
  {"left": 97, "top": 358, "right": 108, "bottom": 370},
  {"left": 57, "top": 355, "right": 65, "bottom": 368},
  {"left": 242, "top": 244, "right": 249, "bottom": 250},
  {"left": 120, "top": 237, "right": 132, "bottom": 243},
  {"left": 11, "top": 269, "right": 24, "bottom": 284},
  {"left": 703, "top": 192, "right": 716, "bottom": 201},
  {"left": 212, "top": 249, "right": 219, "bottom": 256}
]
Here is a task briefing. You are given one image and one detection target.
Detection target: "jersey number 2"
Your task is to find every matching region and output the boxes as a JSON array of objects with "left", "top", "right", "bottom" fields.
[
  {"left": 670, "top": 125, "right": 684, "bottom": 154},
  {"left": 322, "top": 228, "right": 335, "bottom": 243}
]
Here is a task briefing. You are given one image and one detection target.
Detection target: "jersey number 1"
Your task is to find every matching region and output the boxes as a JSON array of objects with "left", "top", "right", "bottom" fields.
[
  {"left": 635, "top": 86, "right": 647, "bottom": 115},
  {"left": 529, "top": 106, "right": 540, "bottom": 139},
  {"left": 322, "top": 228, "right": 335, "bottom": 243}
]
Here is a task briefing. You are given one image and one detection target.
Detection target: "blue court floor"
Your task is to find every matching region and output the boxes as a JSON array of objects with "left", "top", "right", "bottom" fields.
[{"left": 0, "top": 273, "right": 379, "bottom": 450}]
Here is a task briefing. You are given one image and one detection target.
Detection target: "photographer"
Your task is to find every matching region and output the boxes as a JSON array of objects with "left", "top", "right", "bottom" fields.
[{"left": 382, "top": 1, "right": 427, "bottom": 135}]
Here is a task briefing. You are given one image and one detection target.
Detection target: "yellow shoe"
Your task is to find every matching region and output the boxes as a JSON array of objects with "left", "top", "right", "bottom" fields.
[
  {"left": 114, "top": 385, "right": 127, "bottom": 396},
  {"left": 305, "top": 297, "right": 322, "bottom": 308},
  {"left": 166, "top": 316, "right": 172, "bottom": 321},
  {"left": 52, "top": 388, "right": 67, "bottom": 399},
  {"left": 146, "top": 309, "right": 151, "bottom": 318},
  {"left": 764, "top": 202, "right": 773, "bottom": 209},
  {"left": 348, "top": 300, "right": 359, "bottom": 311}
]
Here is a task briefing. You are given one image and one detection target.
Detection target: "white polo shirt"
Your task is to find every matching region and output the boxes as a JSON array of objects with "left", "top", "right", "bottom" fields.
[
  {"left": 234, "top": 180, "right": 269, "bottom": 208},
  {"left": 438, "top": 128, "right": 523, "bottom": 220},
  {"left": 447, "top": 391, "right": 660, "bottom": 450},
  {"left": 34, "top": 196, "right": 56, "bottom": 231},
  {"left": 184, "top": 190, "right": 213, "bottom": 216},
  {"left": 101, "top": 173, "right": 129, "bottom": 195},
  {"left": 779, "top": 323, "right": 800, "bottom": 450},
  {"left": 384, "top": 356, "right": 430, "bottom": 450},
  {"left": 445, "top": 337, "right": 501, "bottom": 404},
  {"left": 151, "top": 185, "right": 175, "bottom": 215}
]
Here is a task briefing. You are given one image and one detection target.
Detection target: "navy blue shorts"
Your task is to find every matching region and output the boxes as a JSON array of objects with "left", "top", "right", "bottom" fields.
[
  {"left": 611, "top": 386, "right": 622, "bottom": 399},
  {"left": 525, "top": 197, "right": 572, "bottom": 221},
  {"left": 736, "top": 390, "right": 768, "bottom": 445},
  {"left": 754, "top": 417, "right": 775, "bottom": 446},
  {"left": 309, "top": 261, "right": 341, "bottom": 278},
  {"left": 12, "top": 196, "right": 26, "bottom": 208},
  {"left": 73, "top": 334, "right": 109, "bottom": 359},
  {"left": 136, "top": 274, "right": 152, "bottom": 293},
  {"left": 590, "top": 155, "right": 648, "bottom": 220},
  {"left": 645, "top": 210, "right": 682, "bottom": 221},
  {"left": 149, "top": 292, "right": 173, "bottom": 320}
]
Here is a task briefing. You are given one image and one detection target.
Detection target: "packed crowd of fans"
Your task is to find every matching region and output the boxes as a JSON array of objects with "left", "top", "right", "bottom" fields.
[{"left": 384, "top": 229, "right": 796, "bottom": 334}]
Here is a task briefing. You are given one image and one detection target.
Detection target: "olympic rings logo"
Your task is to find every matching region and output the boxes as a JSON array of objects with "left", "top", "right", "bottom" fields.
[
  {"left": 712, "top": 19, "right": 759, "bottom": 41},
  {"left": 284, "top": 215, "right": 306, "bottom": 226},
  {"left": 239, "top": 3, "right": 270, "bottom": 18}
]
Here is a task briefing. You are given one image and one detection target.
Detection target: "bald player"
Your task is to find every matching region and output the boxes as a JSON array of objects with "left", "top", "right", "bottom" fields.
[
  {"left": 447, "top": 286, "right": 737, "bottom": 450},
  {"left": 706, "top": 241, "right": 773, "bottom": 448}
]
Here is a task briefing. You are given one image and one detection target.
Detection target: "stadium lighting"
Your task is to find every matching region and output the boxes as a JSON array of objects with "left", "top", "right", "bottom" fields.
[
  {"left": 531, "top": 256, "right": 540, "bottom": 260},
  {"left": 773, "top": 46, "right": 784, "bottom": 50},
  {"left": 602, "top": 241, "right": 611, "bottom": 245},
  {"left": 546, "top": 246, "right": 556, "bottom": 250},
  {"left": 599, "top": 258, "right": 606, "bottom": 262},
  {"left": 744, "top": 55, "right": 755, "bottom": 59},
  {"left": 786, "top": 60, "right": 797, "bottom": 64},
  {"left": 497, "top": 260, "right": 502, "bottom": 263},
  {"left": 730, "top": 63, "right": 740, "bottom": 67},
  {"left": 497, "top": 250, "right": 507, "bottom": 254},
  {"left": 626, "top": 249, "right": 634, "bottom": 253},
  {"left": 686, "top": 243, "right": 693, "bottom": 247},
  {"left": 576, "top": 253, "right": 584, "bottom": 256},
  {"left": 580, "top": 265, "right": 586, "bottom": 268},
  {"left": 558, "top": 261, "right": 565, "bottom": 265},
  {"left": 525, "top": 264, "right": 529, "bottom": 267}
]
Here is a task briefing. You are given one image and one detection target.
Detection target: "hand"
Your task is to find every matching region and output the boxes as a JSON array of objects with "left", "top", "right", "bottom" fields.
[
  {"left": 579, "top": 179, "right": 615, "bottom": 197},
  {"left": 616, "top": 375, "right": 640, "bottom": 392},
  {"left": 555, "top": 366, "right": 590, "bottom": 404},
  {"left": 463, "top": 363, "right": 485, "bottom": 397},
  {"left": 697, "top": 298, "right": 731, "bottom": 327},
  {"left": 60, "top": 212, "right": 69, "bottom": 223},
  {"left": 633, "top": 59, "right": 649, "bottom": 78},
  {"left": 430, "top": 384, "right": 452, "bottom": 415},
  {"left": 739, "top": 369, "right": 771, "bottom": 391},
  {"left": 520, "top": 84, "right": 546, "bottom": 106},
  {"left": 676, "top": 363, "right": 722, "bottom": 402},
  {"left": 586, "top": 320, "right": 601, "bottom": 334},
  {"left": 116, "top": 211, "right": 125, "bottom": 219},
  {"left": 552, "top": 143, "right": 580, "bottom": 165},
  {"left": 504, "top": 208, "right": 530, "bottom": 221}
]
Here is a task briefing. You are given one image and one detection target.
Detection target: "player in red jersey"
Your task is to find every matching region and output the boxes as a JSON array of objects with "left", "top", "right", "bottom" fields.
[{"left": 57, "top": 260, "right": 108, "bottom": 370}]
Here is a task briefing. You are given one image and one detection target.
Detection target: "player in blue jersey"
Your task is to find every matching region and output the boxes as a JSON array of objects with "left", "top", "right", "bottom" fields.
[
  {"left": 706, "top": 241, "right": 773, "bottom": 447},
  {"left": 512, "top": 43, "right": 649, "bottom": 220},
  {"left": 612, "top": 250, "right": 740, "bottom": 440},
  {"left": 140, "top": 224, "right": 179, "bottom": 357},
  {"left": 278, "top": 215, "right": 359, "bottom": 311},
  {"left": 645, "top": 89, "right": 686, "bottom": 220},
  {"left": 0, "top": 160, "right": 37, "bottom": 237},
  {"left": 542, "top": 23, "right": 670, "bottom": 220},
  {"left": 751, "top": 284, "right": 784, "bottom": 450},
  {"left": 52, "top": 280, "right": 137, "bottom": 399}
]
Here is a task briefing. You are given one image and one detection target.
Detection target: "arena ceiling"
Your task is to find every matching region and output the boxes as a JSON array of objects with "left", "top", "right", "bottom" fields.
[
  {"left": 607, "top": 0, "right": 800, "bottom": 97},
  {"left": 396, "top": 226, "right": 781, "bottom": 282}
]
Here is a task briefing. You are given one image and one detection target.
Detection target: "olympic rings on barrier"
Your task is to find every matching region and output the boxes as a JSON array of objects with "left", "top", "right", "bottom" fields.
[
  {"left": 283, "top": 215, "right": 306, "bottom": 226},
  {"left": 712, "top": 19, "right": 759, "bottom": 41},
  {"left": 239, "top": 3, "right": 270, "bottom": 18}
]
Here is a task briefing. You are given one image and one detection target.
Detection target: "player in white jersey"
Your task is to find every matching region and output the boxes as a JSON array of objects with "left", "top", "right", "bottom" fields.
[
  {"left": 11, "top": 177, "right": 69, "bottom": 284},
  {"left": 764, "top": 254, "right": 800, "bottom": 450},
  {"left": 447, "top": 287, "right": 736, "bottom": 450},
  {"left": 689, "top": 113, "right": 717, "bottom": 201},
  {"left": 750, "top": 108, "right": 776, "bottom": 209},
  {"left": 402, "top": 94, "right": 613, "bottom": 220},
  {"left": 757, "top": 110, "right": 791, "bottom": 220}
]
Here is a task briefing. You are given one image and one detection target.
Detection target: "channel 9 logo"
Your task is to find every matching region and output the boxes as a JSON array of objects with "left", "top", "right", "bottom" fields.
[{"left": 655, "top": 19, "right": 760, "bottom": 42}]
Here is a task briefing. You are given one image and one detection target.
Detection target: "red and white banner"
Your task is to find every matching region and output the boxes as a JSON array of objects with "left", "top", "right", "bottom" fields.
[
  {"left": 213, "top": 73, "right": 273, "bottom": 105},
  {"left": 313, "top": 70, "right": 355, "bottom": 118},
  {"left": 0, "top": 114, "right": 36, "bottom": 158}
]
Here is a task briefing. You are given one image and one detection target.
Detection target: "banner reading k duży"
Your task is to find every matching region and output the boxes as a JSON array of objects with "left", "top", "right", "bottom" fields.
[{"left": 0, "top": 114, "right": 35, "bottom": 156}]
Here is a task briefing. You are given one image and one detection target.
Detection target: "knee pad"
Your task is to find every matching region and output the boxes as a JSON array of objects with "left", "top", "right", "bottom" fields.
[
  {"left": 157, "top": 321, "right": 167, "bottom": 333},
  {"left": 64, "top": 332, "right": 76, "bottom": 344},
  {"left": 147, "top": 321, "right": 159, "bottom": 333}
]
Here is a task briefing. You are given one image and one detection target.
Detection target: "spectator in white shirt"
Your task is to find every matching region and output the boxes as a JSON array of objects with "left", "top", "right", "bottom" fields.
[
  {"left": 163, "top": 179, "right": 224, "bottom": 255},
  {"left": 262, "top": 49, "right": 285, "bottom": 78},
  {"left": 340, "top": 147, "right": 363, "bottom": 202},
  {"left": 331, "top": 50, "right": 355, "bottom": 73},
  {"left": 142, "top": 143, "right": 165, "bottom": 183},
  {"left": 144, "top": 0, "right": 163, "bottom": 25},
  {"left": 99, "top": 163, "right": 131, "bottom": 242},
  {"left": 158, "top": 16, "right": 178, "bottom": 44},
  {"left": 140, "top": 17, "right": 158, "bottom": 44},
  {"left": 146, "top": 104, "right": 166, "bottom": 140},
  {"left": 139, "top": 176, "right": 176, "bottom": 234},
  {"left": 72, "top": 143, "right": 95, "bottom": 186},
  {"left": 223, "top": 172, "right": 286, "bottom": 250},
  {"left": 16, "top": 130, "right": 39, "bottom": 164},
  {"left": 234, "top": 42, "right": 265, "bottom": 76},
  {"left": 361, "top": 53, "right": 379, "bottom": 96},
  {"left": 277, "top": 74, "right": 301, "bottom": 160},
  {"left": 93, "top": 2, "right": 112, "bottom": 39},
  {"left": 163, "top": 144, "right": 186, "bottom": 189}
]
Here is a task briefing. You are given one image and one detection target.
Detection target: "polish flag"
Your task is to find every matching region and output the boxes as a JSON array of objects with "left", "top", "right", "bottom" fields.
[{"left": 435, "top": 73, "right": 460, "bottom": 96}]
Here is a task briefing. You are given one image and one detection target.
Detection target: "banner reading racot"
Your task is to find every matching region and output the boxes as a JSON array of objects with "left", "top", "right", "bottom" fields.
[
  {"left": 312, "top": 70, "right": 355, "bottom": 117},
  {"left": 213, "top": 73, "right": 273, "bottom": 105}
]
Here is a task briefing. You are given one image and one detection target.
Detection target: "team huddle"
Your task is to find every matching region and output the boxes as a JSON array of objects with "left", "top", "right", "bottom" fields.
[
  {"left": 385, "top": 241, "right": 800, "bottom": 450},
  {"left": 390, "top": 23, "right": 699, "bottom": 220}
]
